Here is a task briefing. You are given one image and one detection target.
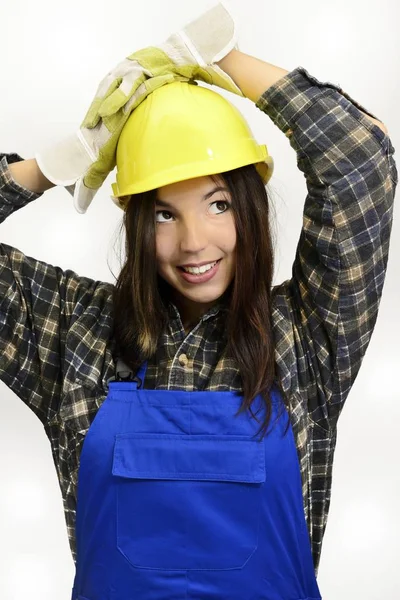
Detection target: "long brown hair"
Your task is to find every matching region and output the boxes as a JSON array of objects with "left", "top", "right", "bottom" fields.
[{"left": 112, "top": 164, "right": 285, "bottom": 434}]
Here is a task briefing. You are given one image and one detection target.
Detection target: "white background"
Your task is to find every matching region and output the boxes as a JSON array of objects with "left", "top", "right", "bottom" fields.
[{"left": 0, "top": 0, "right": 399, "bottom": 598}]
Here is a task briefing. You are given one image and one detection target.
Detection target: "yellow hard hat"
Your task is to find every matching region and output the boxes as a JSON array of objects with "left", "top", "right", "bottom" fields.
[{"left": 111, "top": 82, "right": 273, "bottom": 207}]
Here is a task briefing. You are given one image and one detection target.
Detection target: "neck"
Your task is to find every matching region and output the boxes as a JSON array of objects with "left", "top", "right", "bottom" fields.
[
  {"left": 164, "top": 285, "right": 231, "bottom": 333},
  {"left": 174, "top": 295, "right": 216, "bottom": 333}
]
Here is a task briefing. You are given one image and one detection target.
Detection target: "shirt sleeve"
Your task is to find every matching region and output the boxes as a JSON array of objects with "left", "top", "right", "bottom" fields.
[
  {"left": 0, "top": 154, "right": 113, "bottom": 425},
  {"left": 0, "top": 153, "right": 42, "bottom": 219},
  {"left": 257, "top": 68, "right": 397, "bottom": 429}
]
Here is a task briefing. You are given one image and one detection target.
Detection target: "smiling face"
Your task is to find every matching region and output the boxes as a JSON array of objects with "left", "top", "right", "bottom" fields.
[{"left": 155, "top": 175, "right": 236, "bottom": 327}]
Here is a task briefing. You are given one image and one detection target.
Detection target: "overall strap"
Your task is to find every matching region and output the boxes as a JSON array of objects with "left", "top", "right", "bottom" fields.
[{"left": 109, "top": 358, "right": 148, "bottom": 389}]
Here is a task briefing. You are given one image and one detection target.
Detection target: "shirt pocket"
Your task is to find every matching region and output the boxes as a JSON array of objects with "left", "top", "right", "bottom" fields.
[{"left": 112, "top": 433, "right": 265, "bottom": 571}]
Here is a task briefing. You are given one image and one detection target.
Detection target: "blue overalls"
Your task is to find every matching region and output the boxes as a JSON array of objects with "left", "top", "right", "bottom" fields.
[{"left": 71, "top": 361, "right": 321, "bottom": 600}]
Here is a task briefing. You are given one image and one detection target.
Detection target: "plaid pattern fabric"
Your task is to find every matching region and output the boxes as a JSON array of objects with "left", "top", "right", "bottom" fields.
[{"left": 0, "top": 67, "right": 396, "bottom": 575}]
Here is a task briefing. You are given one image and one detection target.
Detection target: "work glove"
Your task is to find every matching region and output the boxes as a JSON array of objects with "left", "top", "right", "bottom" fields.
[{"left": 36, "top": 2, "right": 242, "bottom": 214}]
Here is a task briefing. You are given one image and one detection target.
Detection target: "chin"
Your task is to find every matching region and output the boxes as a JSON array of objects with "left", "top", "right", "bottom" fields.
[
  {"left": 158, "top": 265, "right": 235, "bottom": 308},
  {"left": 182, "top": 291, "right": 223, "bottom": 305},
  {"left": 177, "top": 282, "right": 231, "bottom": 305}
]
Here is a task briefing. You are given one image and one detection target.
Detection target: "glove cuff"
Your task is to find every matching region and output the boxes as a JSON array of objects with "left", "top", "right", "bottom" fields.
[
  {"left": 180, "top": 2, "right": 239, "bottom": 66},
  {"left": 35, "top": 132, "right": 93, "bottom": 187},
  {"left": 73, "top": 178, "right": 99, "bottom": 214}
]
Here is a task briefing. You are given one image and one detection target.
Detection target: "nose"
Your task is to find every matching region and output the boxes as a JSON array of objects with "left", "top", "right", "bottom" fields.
[{"left": 178, "top": 217, "right": 208, "bottom": 255}]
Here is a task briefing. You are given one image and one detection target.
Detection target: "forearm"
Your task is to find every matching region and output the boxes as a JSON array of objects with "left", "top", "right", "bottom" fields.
[
  {"left": 217, "top": 49, "right": 289, "bottom": 103},
  {"left": 9, "top": 158, "right": 55, "bottom": 194},
  {"left": 218, "top": 49, "right": 387, "bottom": 134}
]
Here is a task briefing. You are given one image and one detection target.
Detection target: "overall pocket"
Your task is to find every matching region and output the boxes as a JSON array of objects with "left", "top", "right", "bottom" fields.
[{"left": 113, "top": 433, "right": 265, "bottom": 571}]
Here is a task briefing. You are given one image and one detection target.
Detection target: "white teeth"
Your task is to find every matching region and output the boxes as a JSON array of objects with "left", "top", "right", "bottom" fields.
[{"left": 182, "top": 261, "right": 217, "bottom": 275}]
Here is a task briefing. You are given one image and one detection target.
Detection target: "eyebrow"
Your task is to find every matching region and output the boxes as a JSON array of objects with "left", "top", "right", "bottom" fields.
[{"left": 155, "top": 186, "right": 229, "bottom": 209}]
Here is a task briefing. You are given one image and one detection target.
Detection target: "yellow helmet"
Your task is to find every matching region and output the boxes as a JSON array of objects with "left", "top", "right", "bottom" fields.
[{"left": 111, "top": 82, "right": 273, "bottom": 208}]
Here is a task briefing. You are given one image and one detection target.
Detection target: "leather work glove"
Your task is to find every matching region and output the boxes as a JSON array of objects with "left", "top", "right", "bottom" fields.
[{"left": 36, "top": 3, "right": 242, "bottom": 214}]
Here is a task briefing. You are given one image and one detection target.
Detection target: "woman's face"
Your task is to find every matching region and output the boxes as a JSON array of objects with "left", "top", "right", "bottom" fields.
[{"left": 155, "top": 175, "right": 236, "bottom": 320}]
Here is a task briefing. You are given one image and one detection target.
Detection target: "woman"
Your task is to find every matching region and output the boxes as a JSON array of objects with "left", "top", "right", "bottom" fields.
[{"left": 2, "top": 4, "right": 396, "bottom": 599}]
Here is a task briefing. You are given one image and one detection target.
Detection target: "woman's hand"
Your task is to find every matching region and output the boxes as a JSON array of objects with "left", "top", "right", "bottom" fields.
[{"left": 36, "top": 3, "right": 241, "bottom": 215}]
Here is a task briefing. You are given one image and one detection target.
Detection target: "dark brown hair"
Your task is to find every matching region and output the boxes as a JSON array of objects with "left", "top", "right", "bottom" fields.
[{"left": 112, "top": 164, "right": 286, "bottom": 434}]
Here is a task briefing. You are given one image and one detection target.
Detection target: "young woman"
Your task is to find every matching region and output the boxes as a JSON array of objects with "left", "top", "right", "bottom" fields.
[{"left": 2, "top": 4, "right": 396, "bottom": 599}]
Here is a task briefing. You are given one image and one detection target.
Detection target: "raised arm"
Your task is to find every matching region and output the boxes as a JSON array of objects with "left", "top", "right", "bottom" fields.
[
  {"left": 217, "top": 48, "right": 388, "bottom": 134},
  {"left": 218, "top": 50, "right": 397, "bottom": 429},
  {"left": 8, "top": 158, "right": 54, "bottom": 194},
  {"left": 0, "top": 154, "right": 113, "bottom": 425}
]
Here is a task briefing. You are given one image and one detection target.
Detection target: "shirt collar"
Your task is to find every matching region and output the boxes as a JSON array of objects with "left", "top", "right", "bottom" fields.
[{"left": 167, "top": 301, "right": 227, "bottom": 324}]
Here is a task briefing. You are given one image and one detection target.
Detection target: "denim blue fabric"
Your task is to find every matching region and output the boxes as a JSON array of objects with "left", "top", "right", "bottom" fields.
[{"left": 72, "top": 364, "right": 321, "bottom": 599}]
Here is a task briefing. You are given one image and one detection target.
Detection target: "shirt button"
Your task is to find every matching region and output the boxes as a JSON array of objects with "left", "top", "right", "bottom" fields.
[{"left": 179, "top": 353, "right": 189, "bottom": 366}]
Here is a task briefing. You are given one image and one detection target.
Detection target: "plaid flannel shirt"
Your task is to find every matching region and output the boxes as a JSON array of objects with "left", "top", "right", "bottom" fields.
[{"left": 0, "top": 67, "right": 397, "bottom": 574}]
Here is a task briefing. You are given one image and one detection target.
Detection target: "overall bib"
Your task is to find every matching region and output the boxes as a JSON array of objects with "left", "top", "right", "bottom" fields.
[{"left": 72, "top": 362, "right": 321, "bottom": 600}]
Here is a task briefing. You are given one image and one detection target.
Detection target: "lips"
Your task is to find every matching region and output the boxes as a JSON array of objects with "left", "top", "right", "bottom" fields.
[{"left": 177, "top": 259, "right": 221, "bottom": 285}]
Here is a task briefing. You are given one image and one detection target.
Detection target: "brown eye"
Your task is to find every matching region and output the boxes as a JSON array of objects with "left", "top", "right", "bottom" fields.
[
  {"left": 209, "top": 200, "right": 230, "bottom": 215},
  {"left": 155, "top": 210, "right": 174, "bottom": 223}
]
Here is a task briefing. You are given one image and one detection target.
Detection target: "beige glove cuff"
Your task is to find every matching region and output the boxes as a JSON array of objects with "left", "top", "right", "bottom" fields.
[
  {"left": 180, "top": 2, "right": 239, "bottom": 66},
  {"left": 35, "top": 132, "right": 94, "bottom": 187}
]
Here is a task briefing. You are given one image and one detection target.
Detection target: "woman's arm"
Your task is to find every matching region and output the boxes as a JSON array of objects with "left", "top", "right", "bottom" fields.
[
  {"left": 0, "top": 154, "right": 111, "bottom": 426},
  {"left": 9, "top": 158, "right": 54, "bottom": 193},
  {"left": 220, "top": 53, "right": 397, "bottom": 430},
  {"left": 218, "top": 49, "right": 388, "bottom": 134},
  {"left": 217, "top": 49, "right": 289, "bottom": 101}
]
